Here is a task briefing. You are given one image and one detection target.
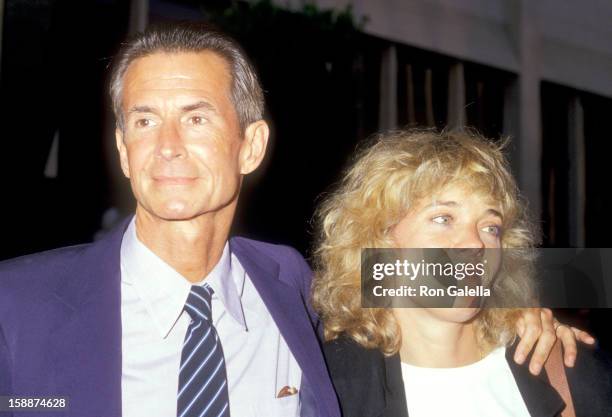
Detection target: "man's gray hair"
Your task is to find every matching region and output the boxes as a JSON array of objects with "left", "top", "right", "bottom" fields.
[{"left": 109, "top": 22, "right": 264, "bottom": 132}]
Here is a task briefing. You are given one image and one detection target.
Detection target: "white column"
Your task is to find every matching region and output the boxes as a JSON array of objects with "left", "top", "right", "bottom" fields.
[
  {"left": 379, "top": 45, "right": 397, "bottom": 131},
  {"left": 405, "top": 64, "right": 416, "bottom": 125},
  {"left": 424, "top": 69, "right": 435, "bottom": 126},
  {"left": 504, "top": 0, "right": 542, "bottom": 220},
  {"left": 568, "top": 96, "right": 586, "bottom": 247},
  {"left": 44, "top": 130, "right": 60, "bottom": 179},
  {"left": 447, "top": 62, "right": 466, "bottom": 130},
  {"left": 503, "top": 79, "right": 520, "bottom": 174}
]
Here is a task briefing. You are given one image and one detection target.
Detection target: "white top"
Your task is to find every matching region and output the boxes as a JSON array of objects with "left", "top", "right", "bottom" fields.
[
  {"left": 120, "top": 218, "right": 302, "bottom": 417},
  {"left": 401, "top": 347, "right": 531, "bottom": 417}
]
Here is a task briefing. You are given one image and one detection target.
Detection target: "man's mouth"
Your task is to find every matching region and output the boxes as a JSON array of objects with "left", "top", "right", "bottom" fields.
[{"left": 152, "top": 176, "right": 197, "bottom": 185}]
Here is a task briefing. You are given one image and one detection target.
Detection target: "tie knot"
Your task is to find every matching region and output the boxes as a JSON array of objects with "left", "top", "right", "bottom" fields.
[{"left": 184, "top": 284, "right": 213, "bottom": 322}]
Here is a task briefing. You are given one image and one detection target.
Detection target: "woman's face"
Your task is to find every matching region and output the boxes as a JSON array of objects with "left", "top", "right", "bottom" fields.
[
  {"left": 391, "top": 184, "right": 503, "bottom": 250},
  {"left": 390, "top": 183, "right": 504, "bottom": 323}
]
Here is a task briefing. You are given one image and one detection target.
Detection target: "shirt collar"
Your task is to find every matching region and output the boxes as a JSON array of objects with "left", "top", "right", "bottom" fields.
[
  {"left": 200, "top": 242, "right": 247, "bottom": 330},
  {"left": 120, "top": 217, "right": 246, "bottom": 338}
]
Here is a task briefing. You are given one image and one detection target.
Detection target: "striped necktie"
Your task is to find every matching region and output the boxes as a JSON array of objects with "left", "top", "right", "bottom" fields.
[{"left": 177, "top": 284, "right": 230, "bottom": 417}]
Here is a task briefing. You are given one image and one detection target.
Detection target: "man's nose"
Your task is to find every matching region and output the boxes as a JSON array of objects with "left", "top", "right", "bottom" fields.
[{"left": 156, "top": 120, "right": 187, "bottom": 160}]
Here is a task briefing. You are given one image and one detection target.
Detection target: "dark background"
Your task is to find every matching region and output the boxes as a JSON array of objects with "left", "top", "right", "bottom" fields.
[{"left": 1, "top": 0, "right": 611, "bottom": 350}]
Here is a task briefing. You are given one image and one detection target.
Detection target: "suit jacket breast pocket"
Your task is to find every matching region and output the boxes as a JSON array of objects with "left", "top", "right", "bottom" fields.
[{"left": 253, "top": 394, "right": 300, "bottom": 417}]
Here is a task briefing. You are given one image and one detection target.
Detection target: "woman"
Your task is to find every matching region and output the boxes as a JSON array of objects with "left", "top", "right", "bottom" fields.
[{"left": 313, "top": 129, "right": 611, "bottom": 417}]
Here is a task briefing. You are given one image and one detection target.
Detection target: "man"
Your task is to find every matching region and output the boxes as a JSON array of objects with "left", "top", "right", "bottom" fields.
[
  {"left": 0, "top": 23, "right": 338, "bottom": 417},
  {"left": 0, "top": 23, "right": 591, "bottom": 417}
]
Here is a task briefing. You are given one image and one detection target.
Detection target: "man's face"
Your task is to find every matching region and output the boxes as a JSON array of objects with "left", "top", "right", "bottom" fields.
[{"left": 116, "top": 51, "right": 266, "bottom": 221}]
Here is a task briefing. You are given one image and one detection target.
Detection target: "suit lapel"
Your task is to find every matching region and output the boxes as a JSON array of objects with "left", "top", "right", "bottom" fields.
[
  {"left": 506, "top": 344, "right": 566, "bottom": 417},
  {"left": 229, "top": 238, "right": 332, "bottom": 414},
  {"left": 384, "top": 354, "right": 409, "bottom": 417},
  {"left": 48, "top": 219, "right": 128, "bottom": 417}
]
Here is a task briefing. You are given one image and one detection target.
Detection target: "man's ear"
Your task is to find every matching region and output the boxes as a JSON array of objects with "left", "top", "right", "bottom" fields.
[
  {"left": 239, "top": 120, "right": 270, "bottom": 175},
  {"left": 115, "top": 128, "right": 131, "bottom": 178}
]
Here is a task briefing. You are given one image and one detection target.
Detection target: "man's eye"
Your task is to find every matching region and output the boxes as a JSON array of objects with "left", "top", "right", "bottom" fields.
[
  {"left": 135, "top": 119, "right": 151, "bottom": 128},
  {"left": 432, "top": 215, "right": 451, "bottom": 224},
  {"left": 189, "top": 116, "right": 206, "bottom": 125}
]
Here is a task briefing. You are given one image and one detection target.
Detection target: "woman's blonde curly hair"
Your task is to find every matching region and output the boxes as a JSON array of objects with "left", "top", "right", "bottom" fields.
[{"left": 312, "top": 128, "right": 538, "bottom": 355}]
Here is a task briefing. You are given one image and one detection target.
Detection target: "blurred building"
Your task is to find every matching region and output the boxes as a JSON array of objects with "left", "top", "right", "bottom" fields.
[
  {"left": 2, "top": 0, "right": 612, "bottom": 254},
  {"left": 102, "top": 0, "right": 612, "bottom": 250},
  {"left": 286, "top": 0, "right": 612, "bottom": 251}
]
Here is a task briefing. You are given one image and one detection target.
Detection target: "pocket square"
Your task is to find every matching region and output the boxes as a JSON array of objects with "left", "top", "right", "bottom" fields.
[{"left": 277, "top": 386, "right": 298, "bottom": 398}]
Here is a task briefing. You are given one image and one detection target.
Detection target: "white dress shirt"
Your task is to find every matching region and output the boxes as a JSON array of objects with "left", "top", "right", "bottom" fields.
[
  {"left": 120, "top": 218, "right": 302, "bottom": 417},
  {"left": 401, "top": 346, "right": 531, "bottom": 417}
]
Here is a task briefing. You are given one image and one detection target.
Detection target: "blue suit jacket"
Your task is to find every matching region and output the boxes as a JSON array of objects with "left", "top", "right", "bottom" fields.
[{"left": 0, "top": 219, "right": 340, "bottom": 417}]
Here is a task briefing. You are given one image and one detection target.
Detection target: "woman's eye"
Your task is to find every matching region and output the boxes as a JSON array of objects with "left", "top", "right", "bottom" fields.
[
  {"left": 431, "top": 215, "right": 451, "bottom": 224},
  {"left": 482, "top": 225, "right": 502, "bottom": 236}
]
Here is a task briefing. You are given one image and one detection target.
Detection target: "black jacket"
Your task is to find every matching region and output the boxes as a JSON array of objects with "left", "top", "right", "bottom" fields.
[{"left": 323, "top": 337, "right": 612, "bottom": 417}]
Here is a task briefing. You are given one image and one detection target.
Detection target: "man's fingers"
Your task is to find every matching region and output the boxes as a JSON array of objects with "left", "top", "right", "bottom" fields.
[
  {"left": 516, "top": 317, "right": 526, "bottom": 337},
  {"left": 513, "top": 310, "right": 542, "bottom": 366},
  {"left": 525, "top": 310, "right": 557, "bottom": 375},
  {"left": 571, "top": 327, "right": 596, "bottom": 345},
  {"left": 529, "top": 331, "right": 557, "bottom": 375},
  {"left": 515, "top": 308, "right": 597, "bottom": 372},
  {"left": 515, "top": 327, "right": 544, "bottom": 370},
  {"left": 540, "top": 308, "right": 554, "bottom": 323},
  {"left": 556, "top": 325, "right": 578, "bottom": 367}
]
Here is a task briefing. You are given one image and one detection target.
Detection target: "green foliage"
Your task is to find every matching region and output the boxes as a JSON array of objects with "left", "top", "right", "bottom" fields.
[{"left": 203, "top": 0, "right": 367, "bottom": 48}]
